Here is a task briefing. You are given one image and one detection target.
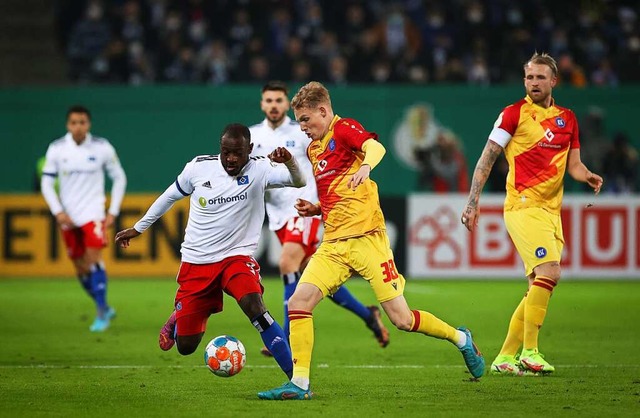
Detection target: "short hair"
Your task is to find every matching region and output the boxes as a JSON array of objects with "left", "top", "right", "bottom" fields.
[
  {"left": 291, "top": 81, "right": 331, "bottom": 110},
  {"left": 262, "top": 80, "right": 288, "bottom": 96},
  {"left": 524, "top": 52, "right": 558, "bottom": 77},
  {"left": 221, "top": 123, "right": 251, "bottom": 145},
  {"left": 66, "top": 105, "right": 91, "bottom": 121}
]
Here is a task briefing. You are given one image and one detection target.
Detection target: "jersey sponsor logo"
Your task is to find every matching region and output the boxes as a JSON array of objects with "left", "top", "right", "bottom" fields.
[
  {"left": 328, "top": 138, "right": 336, "bottom": 151},
  {"left": 198, "top": 192, "right": 248, "bottom": 207},
  {"left": 544, "top": 128, "right": 555, "bottom": 142},
  {"left": 286, "top": 140, "right": 295, "bottom": 147},
  {"left": 535, "top": 247, "right": 547, "bottom": 258},
  {"left": 237, "top": 175, "right": 249, "bottom": 185},
  {"left": 317, "top": 160, "right": 328, "bottom": 172},
  {"left": 202, "top": 181, "right": 211, "bottom": 188},
  {"left": 555, "top": 117, "right": 565, "bottom": 128},
  {"left": 88, "top": 156, "right": 96, "bottom": 162}
]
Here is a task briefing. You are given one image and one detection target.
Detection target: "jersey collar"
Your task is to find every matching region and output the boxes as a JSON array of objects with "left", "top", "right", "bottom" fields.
[
  {"left": 262, "top": 115, "right": 292, "bottom": 132},
  {"left": 524, "top": 95, "right": 555, "bottom": 109},
  {"left": 320, "top": 115, "right": 341, "bottom": 144}
]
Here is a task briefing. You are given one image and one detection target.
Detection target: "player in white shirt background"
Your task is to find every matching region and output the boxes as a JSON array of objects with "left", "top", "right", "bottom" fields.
[
  {"left": 41, "top": 105, "right": 127, "bottom": 332},
  {"left": 115, "top": 123, "right": 306, "bottom": 379},
  {"left": 249, "top": 82, "right": 389, "bottom": 356}
]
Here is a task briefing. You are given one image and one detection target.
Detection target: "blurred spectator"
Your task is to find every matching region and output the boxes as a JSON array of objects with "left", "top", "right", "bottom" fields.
[
  {"left": 414, "top": 130, "right": 469, "bottom": 193},
  {"left": 557, "top": 53, "right": 587, "bottom": 87},
  {"left": 602, "top": 133, "right": 639, "bottom": 193},
  {"left": 67, "top": 1, "right": 111, "bottom": 82}
]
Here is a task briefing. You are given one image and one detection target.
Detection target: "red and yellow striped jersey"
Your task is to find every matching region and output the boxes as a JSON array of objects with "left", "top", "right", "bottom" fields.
[
  {"left": 489, "top": 96, "right": 580, "bottom": 214},
  {"left": 306, "top": 115, "right": 386, "bottom": 241}
]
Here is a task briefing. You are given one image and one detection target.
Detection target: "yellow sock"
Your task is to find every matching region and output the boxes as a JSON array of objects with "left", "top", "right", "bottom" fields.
[
  {"left": 523, "top": 276, "right": 556, "bottom": 350},
  {"left": 498, "top": 296, "right": 526, "bottom": 356},
  {"left": 288, "top": 310, "right": 314, "bottom": 380},
  {"left": 410, "top": 310, "right": 459, "bottom": 344}
]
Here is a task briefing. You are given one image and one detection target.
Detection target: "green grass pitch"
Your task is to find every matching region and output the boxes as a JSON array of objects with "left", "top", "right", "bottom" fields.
[{"left": 0, "top": 277, "right": 639, "bottom": 417}]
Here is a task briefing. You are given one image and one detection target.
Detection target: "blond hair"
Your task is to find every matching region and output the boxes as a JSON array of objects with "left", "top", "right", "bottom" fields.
[
  {"left": 524, "top": 52, "right": 558, "bottom": 77},
  {"left": 291, "top": 81, "right": 331, "bottom": 110}
]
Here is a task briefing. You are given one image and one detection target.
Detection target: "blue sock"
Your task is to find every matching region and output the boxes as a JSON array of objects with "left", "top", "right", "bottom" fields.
[
  {"left": 77, "top": 273, "right": 94, "bottom": 298},
  {"left": 252, "top": 311, "right": 293, "bottom": 379},
  {"left": 89, "top": 263, "right": 108, "bottom": 316},
  {"left": 329, "top": 286, "right": 371, "bottom": 322},
  {"left": 282, "top": 272, "right": 300, "bottom": 338}
]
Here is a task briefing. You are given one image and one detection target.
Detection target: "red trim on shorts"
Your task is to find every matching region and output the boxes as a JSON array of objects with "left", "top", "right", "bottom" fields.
[{"left": 410, "top": 310, "right": 421, "bottom": 332}]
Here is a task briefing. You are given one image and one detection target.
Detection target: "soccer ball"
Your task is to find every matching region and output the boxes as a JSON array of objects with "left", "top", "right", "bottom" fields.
[{"left": 204, "top": 335, "right": 246, "bottom": 377}]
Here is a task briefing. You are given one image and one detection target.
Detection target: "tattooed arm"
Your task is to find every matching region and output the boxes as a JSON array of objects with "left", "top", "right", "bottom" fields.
[{"left": 461, "top": 140, "right": 503, "bottom": 232}]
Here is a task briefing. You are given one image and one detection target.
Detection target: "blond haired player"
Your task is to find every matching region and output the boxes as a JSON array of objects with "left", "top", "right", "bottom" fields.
[
  {"left": 259, "top": 82, "right": 484, "bottom": 400},
  {"left": 461, "top": 53, "right": 603, "bottom": 375},
  {"left": 250, "top": 81, "right": 389, "bottom": 356}
]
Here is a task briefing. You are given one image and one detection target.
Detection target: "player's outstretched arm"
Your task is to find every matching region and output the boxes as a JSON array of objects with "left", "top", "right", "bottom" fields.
[
  {"left": 567, "top": 148, "right": 603, "bottom": 194},
  {"left": 268, "top": 146, "right": 306, "bottom": 187},
  {"left": 461, "top": 140, "right": 503, "bottom": 232},
  {"left": 295, "top": 198, "right": 321, "bottom": 217}
]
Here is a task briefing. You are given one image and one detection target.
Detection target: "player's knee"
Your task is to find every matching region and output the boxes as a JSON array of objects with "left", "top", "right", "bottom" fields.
[
  {"left": 278, "top": 254, "right": 298, "bottom": 274},
  {"left": 536, "top": 263, "right": 561, "bottom": 282}
]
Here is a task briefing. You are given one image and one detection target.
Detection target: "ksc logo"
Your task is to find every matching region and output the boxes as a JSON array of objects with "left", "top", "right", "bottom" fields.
[
  {"left": 555, "top": 117, "right": 565, "bottom": 128},
  {"left": 328, "top": 138, "right": 336, "bottom": 151},
  {"left": 535, "top": 247, "right": 547, "bottom": 258}
]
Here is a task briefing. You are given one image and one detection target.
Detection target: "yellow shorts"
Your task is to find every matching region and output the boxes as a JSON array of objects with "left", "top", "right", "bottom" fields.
[
  {"left": 504, "top": 207, "right": 564, "bottom": 277},
  {"left": 300, "top": 230, "right": 405, "bottom": 303}
]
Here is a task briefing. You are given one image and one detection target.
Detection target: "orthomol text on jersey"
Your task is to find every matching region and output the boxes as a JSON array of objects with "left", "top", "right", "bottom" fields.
[{"left": 198, "top": 192, "right": 248, "bottom": 208}]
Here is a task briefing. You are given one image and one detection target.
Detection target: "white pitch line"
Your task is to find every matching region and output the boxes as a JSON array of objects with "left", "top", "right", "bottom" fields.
[{"left": 0, "top": 364, "right": 638, "bottom": 370}]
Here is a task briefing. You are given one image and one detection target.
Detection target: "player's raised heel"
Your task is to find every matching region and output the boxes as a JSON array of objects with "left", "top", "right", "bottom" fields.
[
  {"left": 491, "top": 354, "right": 538, "bottom": 376},
  {"left": 366, "top": 305, "right": 390, "bottom": 348},
  {"left": 159, "top": 310, "right": 177, "bottom": 351},
  {"left": 519, "top": 349, "right": 555, "bottom": 374},
  {"left": 457, "top": 327, "right": 485, "bottom": 378},
  {"left": 104, "top": 307, "right": 116, "bottom": 321},
  {"left": 258, "top": 381, "right": 312, "bottom": 400}
]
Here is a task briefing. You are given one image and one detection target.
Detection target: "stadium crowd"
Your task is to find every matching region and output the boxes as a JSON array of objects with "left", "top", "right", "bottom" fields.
[{"left": 56, "top": 0, "right": 639, "bottom": 86}]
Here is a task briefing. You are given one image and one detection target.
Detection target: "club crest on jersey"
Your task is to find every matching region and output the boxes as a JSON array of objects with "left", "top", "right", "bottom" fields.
[
  {"left": 535, "top": 247, "right": 547, "bottom": 258},
  {"left": 286, "top": 140, "right": 295, "bottom": 147},
  {"left": 176, "top": 302, "right": 182, "bottom": 311},
  {"left": 555, "top": 117, "right": 565, "bottom": 128},
  {"left": 328, "top": 138, "right": 336, "bottom": 151},
  {"left": 88, "top": 156, "right": 96, "bottom": 162},
  {"left": 237, "top": 175, "right": 249, "bottom": 185}
]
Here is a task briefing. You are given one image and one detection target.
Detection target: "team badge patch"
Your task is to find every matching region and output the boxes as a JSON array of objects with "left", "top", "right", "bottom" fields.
[
  {"left": 328, "top": 138, "right": 336, "bottom": 151},
  {"left": 286, "top": 140, "right": 295, "bottom": 147},
  {"left": 237, "top": 175, "right": 249, "bottom": 185},
  {"left": 555, "top": 117, "right": 565, "bottom": 128},
  {"left": 176, "top": 302, "right": 182, "bottom": 311},
  {"left": 535, "top": 247, "right": 547, "bottom": 258}
]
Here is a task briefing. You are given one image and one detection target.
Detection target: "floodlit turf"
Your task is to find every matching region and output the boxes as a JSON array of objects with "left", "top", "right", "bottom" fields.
[{"left": 1, "top": 277, "right": 639, "bottom": 417}]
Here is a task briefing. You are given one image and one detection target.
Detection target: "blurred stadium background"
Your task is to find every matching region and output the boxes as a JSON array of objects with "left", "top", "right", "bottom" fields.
[{"left": 1, "top": 0, "right": 638, "bottom": 278}]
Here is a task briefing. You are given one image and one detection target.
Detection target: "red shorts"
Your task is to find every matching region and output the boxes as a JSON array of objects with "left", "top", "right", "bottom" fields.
[
  {"left": 174, "top": 255, "right": 263, "bottom": 336},
  {"left": 275, "top": 217, "right": 321, "bottom": 259},
  {"left": 61, "top": 220, "right": 107, "bottom": 259}
]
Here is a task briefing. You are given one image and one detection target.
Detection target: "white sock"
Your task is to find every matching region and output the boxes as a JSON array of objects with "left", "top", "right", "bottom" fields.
[
  {"left": 291, "top": 377, "right": 309, "bottom": 390},
  {"left": 455, "top": 330, "right": 467, "bottom": 349}
]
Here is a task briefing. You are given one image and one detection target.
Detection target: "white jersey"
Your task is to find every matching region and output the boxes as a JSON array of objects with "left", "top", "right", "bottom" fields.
[
  {"left": 41, "top": 133, "right": 127, "bottom": 226},
  {"left": 134, "top": 155, "right": 303, "bottom": 264},
  {"left": 250, "top": 116, "right": 318, "bottom": 230}
]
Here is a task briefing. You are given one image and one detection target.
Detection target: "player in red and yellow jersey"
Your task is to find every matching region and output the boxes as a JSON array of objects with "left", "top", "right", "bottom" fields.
[
  {"left": 461, "top": 53, "right": 603, "bottom": 376},
  {"left": 259, "top": 82, "right": 485, "bottom": 401}
]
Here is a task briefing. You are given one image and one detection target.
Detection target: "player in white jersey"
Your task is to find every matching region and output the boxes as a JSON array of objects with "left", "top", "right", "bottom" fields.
[
  {"left": 250, "top": 82, "right": 389, "bottom": 356},
  {"left": 115, "top": 123, "right": 305, "bottom": 378},
  {"left": 41, "top": 105, "right": 126, "bottom": 333}
]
